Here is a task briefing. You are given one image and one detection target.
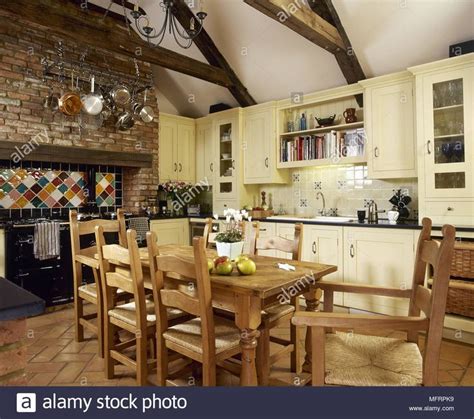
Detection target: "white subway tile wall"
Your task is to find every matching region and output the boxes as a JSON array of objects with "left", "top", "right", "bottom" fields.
[{"left": 259, "top": 165, "right": 418, "bottom": 219}]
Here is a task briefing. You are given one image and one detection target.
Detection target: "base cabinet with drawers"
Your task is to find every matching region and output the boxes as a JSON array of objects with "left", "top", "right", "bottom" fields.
[{"left": 150, "top": 219, "right": 190, "bottom": 246}]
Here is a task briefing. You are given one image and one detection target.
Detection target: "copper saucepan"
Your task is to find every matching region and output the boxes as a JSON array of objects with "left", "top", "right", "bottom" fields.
[{"left": 59, "top": 73, "right": 82, "bottom": 116}]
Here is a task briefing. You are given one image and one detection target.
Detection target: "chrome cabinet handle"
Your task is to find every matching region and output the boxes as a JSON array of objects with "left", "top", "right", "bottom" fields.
[
  {"left": 265, "top": 157, "right": 269, "bottom": 168},
  {"left": 210, "top": 162, "right": 213, "bottom": 172},
  {"left": 427, "top": 140, "right": 432, "bottom": 154},
  {"left": 174, "top": 163, "right": 177, "bottom": 172},
  {"left": 374, "top": 147, "right": 379, "bottom": 157},
  {"left": 178, "top": 163, "right": 182, "bottom": 172},
  {"left": 312, "top": 241, "right": 317, "bottom": 254},
  {"left": 350, "top": 244, "right": 355, "bottom": 258},
  {"left": 447, "top": 207, "right": 454, "bottom": 211}
]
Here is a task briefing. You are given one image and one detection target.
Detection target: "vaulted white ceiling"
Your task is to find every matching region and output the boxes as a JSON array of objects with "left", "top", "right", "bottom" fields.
[{"left": 92, "top": 0, "right": 474, "bottom": 117}]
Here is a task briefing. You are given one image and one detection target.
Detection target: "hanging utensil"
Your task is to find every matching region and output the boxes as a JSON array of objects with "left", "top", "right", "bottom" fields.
[
  {"left": 116, "top": 110, "right": 135, "bottom": 131},
  {"left": 110, "top": 83, "right": 131, "bottom": 106},
  {"left": 132, "top": 89, "right": 155, "bottom": 123},
  {"left": 59, "top": 72, "right": 82, "bottom": 116},
  {"left": 82, "top": 75, "right": 104, "bottom": 116}
]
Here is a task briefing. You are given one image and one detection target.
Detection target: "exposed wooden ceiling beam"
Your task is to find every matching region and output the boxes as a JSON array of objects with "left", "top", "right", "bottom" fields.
[
  {"left": 171, "top": 0, "right": 256, "bottom": 107},
  {"left": 244, "top": 0, "right": 345, "bottom": 54},
  {"left": 309, "top": 0, "right": 366, "bottom": 86},
  {"left": 0, "top": 0, "right": 233, "bottom": 88}
]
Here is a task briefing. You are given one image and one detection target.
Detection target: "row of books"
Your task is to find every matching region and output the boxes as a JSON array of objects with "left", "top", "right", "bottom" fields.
[{"left": 280, "top": 129, "right": 366, "bottom": 163}]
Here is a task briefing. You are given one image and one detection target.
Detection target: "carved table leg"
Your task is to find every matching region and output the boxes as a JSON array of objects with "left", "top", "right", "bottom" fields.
[
  {"left": 240, "top": 328, "right": 260, "bottom": 386},
  {"left": 302, "top": 288, "right": 322, "bottom": 373}
]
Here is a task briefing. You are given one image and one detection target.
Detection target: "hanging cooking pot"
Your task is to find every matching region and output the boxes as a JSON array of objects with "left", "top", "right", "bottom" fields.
[
  {"left": 59, "top": 73, "right": 82, "bottom": 116},
  {"left": 132, "top": 89, "right": 155, "bottom": 123},
  {"left": 82, "top": 76, "right": 103, "bottom": 116},
  {"left": 116, "top": 111, "right": 135, "bottom": 131},
  {"left": 110, "top": 83, "right": 131, "bottom": 106},
  {"left": 44, "top": 88, "right": 60, "bottom": 112}
]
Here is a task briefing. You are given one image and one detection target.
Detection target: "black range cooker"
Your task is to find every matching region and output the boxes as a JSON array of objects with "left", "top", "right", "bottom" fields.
[{"left": 5, "top": 218, "right": 74, "bottom": 307}]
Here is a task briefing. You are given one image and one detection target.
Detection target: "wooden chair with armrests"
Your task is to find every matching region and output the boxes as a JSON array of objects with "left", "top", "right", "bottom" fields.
[
  {"left": 253, "top": 223, "right": 304, "bottom": 385},
  {"left": 293, "top": 218, "right": 456, "bottom": 386},
  {"left": 147, "top": 233, "right": 242, "bottom": 386},
  {"left": 69, "top": 209, "right": 126, "bottom": 357}
]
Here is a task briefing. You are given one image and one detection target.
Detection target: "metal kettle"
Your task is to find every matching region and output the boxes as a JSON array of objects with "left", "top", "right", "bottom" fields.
[{"left": 368, "top": 200, "right": 379, "bottom": 223}]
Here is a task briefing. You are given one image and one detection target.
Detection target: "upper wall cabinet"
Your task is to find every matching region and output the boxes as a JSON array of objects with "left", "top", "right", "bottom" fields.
[
  {"left": 195, "top": 116, "right": 215, "bottom": 186},
  {"left": 159, "top": 113, "right": 195, "bottom": 183},
  {"left": 410, "top": 54, "right": 474, "bottom": 225},
  {"left": 243, "top": 102, "right": 289, "bottom": 184},
  {"left": 360, "top": 72, "right": 416, "bottom": 179}
]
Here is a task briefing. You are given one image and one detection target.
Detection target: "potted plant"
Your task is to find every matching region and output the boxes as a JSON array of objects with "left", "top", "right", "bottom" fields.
[{"left": 214, "top": 208, "right": 251, "bottom": 260}]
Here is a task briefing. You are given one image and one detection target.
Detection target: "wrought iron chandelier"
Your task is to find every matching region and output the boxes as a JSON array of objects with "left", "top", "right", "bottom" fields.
[{"left": 130, "top": 0, "right": 207, "bottom": 49}]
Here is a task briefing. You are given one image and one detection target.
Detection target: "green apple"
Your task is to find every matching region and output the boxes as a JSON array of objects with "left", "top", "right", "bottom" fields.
[
  {"left": 237, "top": 259, "right": 257, "bottom": 275},
  {"left": 234, "top": 254, "right": 250, "bottom": 264},
  {"left": 216, "top": 261, "right": 233, "bottom": 275},
  {"left": 213, "top": 256, "right": 229, "bottom": 268},
  {"left": 207, "top": 259, "right": 214, "bottom": 273}
]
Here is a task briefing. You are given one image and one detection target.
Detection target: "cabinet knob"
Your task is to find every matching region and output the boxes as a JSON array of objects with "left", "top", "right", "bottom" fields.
[
  {"left": 447, "top": 207, "right": 454, "bottom": 211},
  {"left": 265, "top": 157, "right": 269, "bottom": 168},
  {"left": 232, "top": 160, "right": 235, "bottom": 169},
  {"left": 210, "top": 162, "right": 214, "bottom": 172},
  {"left": 178, "top": 163, "right": 182, "bottom": 172},
  {"left": 374, "top": 147, "right": 379, "bottom": 158},
  {"left": 174, "top": 163, "right": 177, "bottom": 172},
  {"left": 427, "top": 140, "right": 432, "bottom": 155},
  {"left": 312, "top": 241, "right": 317, "bottom": 254}
]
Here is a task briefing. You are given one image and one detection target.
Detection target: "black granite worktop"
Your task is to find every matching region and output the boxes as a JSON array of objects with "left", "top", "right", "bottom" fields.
[{"left": 0, "top": 279, "right": 45, "bottom": 321}]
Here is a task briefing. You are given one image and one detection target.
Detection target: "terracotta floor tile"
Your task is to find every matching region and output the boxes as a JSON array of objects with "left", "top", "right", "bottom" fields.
[
  {"left": 439, "top": 344, "right": 473, "bottom": 367},
  {"left": 26, "top": 361, "right": 66, "bottom": 374},
  {"left": 62, "top": 340, "right": 88, "bottom": 354},
  {"left": 459, "top": 368, "right": 474, "bottom": 386},
  {"left": 448, "top": 370, "right": 464, "bottom": 381},
  {"left": 51, "top": 362, "right": 87, "bottom": 384},
  {"left": 80, "top": 341, "right": 99, "bottom": 354},
  {"left": 84, "top": 356, "right": 104, "bottom": 372},
  {"left": 27, "top": 372, "right": 58, "bottom": 386},
  {"left": 30, "top": 345, "right": 65, "bottom": 363},
  {"left": 53, "top": 353, "right": 95, "bottom": 363},
  {"left": 438, "top": 359, "right": 465, "bottom": 371}
]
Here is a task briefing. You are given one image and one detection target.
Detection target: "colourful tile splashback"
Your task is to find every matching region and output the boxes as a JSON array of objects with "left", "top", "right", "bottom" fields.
[
  {"left": 0, "top": 169, "right": 86, "bottom": 209},
  {"left": 95, "top": 173, "right": 116, "bottom": 207}
]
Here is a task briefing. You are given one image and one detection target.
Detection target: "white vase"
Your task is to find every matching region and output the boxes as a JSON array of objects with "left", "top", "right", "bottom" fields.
[{"left": 216, "top": 241, "right": 244, "bottom": 260}]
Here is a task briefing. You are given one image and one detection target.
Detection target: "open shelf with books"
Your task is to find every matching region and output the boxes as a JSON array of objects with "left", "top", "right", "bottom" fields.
[{"left": 276, "top": 84, "right": 366, "bottom": 169}]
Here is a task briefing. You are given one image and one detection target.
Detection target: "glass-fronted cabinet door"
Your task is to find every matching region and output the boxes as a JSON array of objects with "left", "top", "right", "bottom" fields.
[
  {"left": 423, "top": 68, "right": 473, "bottom": 198},
  {"left": 215, "top": 117, "right": 238, "bottom": 200}
]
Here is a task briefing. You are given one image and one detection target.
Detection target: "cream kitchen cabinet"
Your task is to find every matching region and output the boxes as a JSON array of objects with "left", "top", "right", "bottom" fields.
[
  {"left": 243, "top": 102, "right": 289, "bottom": 184},
  {"left": 360, "top": 72, "right": 416, "bottom": 179},
  {"left": 195, "top": 116, "right": 215, "bottom": 186},
  {"left": 302, "top": 225, "right": 343, "bottom": 305},
  {"left": 409, "top": 54, "right": 474, "bottom": 225},
  {"left": 150, "top": 219, "right": 189, "bottom": 246},
  {"left": 343, "top": 227, "right": 415, "bottom": 316},
  {"left": 159, "top": 113, "right": 195, "bottom": 183},
  {"left": 212, "top": 108, "right": 258, "bottom": 214}
]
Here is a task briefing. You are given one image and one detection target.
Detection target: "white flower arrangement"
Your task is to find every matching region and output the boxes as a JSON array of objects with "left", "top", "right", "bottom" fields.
[{"left": 213, "top": 208, "right": 252, "bottom": 243}]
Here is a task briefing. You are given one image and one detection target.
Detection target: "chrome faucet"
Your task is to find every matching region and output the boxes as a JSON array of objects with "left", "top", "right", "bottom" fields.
[{"left": 316, "top": 191, "right": 326, "bottom": 216}]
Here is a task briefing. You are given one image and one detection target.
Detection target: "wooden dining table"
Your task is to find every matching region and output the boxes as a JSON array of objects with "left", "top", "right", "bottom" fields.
[{"left": 110, "top": 244, "right": 337, "bottom": 386}]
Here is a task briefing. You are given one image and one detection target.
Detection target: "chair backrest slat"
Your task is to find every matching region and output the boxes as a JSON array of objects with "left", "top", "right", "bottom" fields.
[
  {"left": 420, "top": 240, "right": 440, "bottom": 267},
  {"left": 414, "top": 284, "right": 432, "bottom": 318},
  {"left": 102, "top": 244, "right": 131, "bottom": 266},
  {"left": 160, "top": 289, "right": 201, "bottom": 316},
  {"left": 256, "top": 223, "right": 303, "bottom": 261},
  {"left": 202, "top": 218, "right": 213, "bottom": 248}
]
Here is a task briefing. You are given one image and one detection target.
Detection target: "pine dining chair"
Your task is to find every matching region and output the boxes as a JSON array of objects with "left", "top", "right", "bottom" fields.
[
  {"left": 147, "top": 233, "right": 242, "bottom": 386},
  {"left": 69, "top": 209, "right": 126, "bottom": 357},
  {"left": 293, "top": 218, "right": 456, "bottom": 386},
  {"left": 253, "top": 223, "right": 304, "bottom": 385}
]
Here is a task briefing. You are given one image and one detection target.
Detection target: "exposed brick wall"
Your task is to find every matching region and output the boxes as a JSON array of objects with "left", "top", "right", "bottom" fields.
[{"left": 0, "top": 16, "right": 159, "bottom": 212}]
